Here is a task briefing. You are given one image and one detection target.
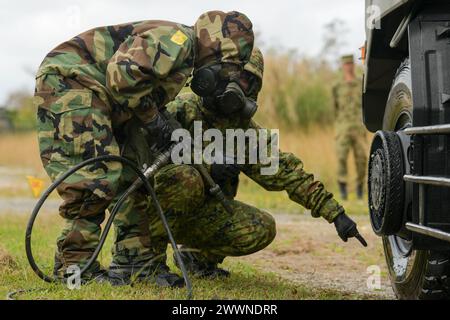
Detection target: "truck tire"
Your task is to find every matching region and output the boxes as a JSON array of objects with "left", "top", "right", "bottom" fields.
[{"left": 381, "top": 59, "right": 450, "bottom": 300}]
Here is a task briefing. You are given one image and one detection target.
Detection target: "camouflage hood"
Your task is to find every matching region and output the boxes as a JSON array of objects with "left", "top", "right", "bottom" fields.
[
  {"left": 244, "top": 47, "right": 264, "bottom": 82},
  {"left": 194, "top": 11, "right": 254, "bottom": 68}
]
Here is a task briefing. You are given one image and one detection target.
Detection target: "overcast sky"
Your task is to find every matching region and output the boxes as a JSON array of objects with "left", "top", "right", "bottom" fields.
[{"left": 0, "top": 0, "right": 365, "bottom": 104}]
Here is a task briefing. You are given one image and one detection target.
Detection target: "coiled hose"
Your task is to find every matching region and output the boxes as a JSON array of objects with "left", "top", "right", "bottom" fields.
[{"left": 23, "top": 155, "right": 193, "bottom": 299}]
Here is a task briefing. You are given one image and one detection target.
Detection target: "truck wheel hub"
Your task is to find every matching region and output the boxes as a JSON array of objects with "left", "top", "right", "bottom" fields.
[
  {"left": 368, "top": 131, "right": 405, "bottom": 236},
  {"left": 370, "top": 150, "right": 386, "bottom": 212}
]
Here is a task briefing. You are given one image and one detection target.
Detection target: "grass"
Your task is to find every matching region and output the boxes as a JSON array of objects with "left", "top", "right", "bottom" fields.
[
  {"left": 0, "top": 126, "right": 371, "bottom": 199},
  {"left": 0, "top": 128, "right": 374, "bottom": 300},
  {"left": 254, "top": 54, "right": 337, "bottom": 128},
  {"left": 0, "top": 213, "right": 371, "bottom": 300},
  {"left": 0, "top": 132, "right": 43, "bottom": 171},
  {"left": 236, "top": 125, "right": 371, "bottom": 216},
  {"left": 1, "top": 50, "right": 376, "bottom": 300}
]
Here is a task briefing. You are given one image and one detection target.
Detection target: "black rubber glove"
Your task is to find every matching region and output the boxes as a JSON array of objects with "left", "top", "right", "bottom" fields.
[
  {"left": 145, "top": 112, "right": 180, "bottom": 153},
  {"left": 210, "top": 162, "right": 241, "bottom": 188},
  {"left": 333, "top": 213, "right": 368, "bottom": 247}
]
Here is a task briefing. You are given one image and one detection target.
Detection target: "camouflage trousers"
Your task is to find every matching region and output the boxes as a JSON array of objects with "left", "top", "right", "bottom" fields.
[
  {"left": 335, "top": 127, "right": 367, "bottom": 186},
  {"left": 112, "top": 164, "right": 277, "bottom": 267},
  {"left": 35, "top": 73, "right": 122, "bottom": 275}
]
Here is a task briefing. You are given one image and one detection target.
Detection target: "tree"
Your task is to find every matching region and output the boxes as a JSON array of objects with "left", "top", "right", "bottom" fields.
[{"left": 5, "top": 90, "right": 35, "bottom": 131}]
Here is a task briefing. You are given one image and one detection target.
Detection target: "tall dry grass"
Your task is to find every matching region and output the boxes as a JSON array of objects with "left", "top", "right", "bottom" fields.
[
  {"left": 0, "top": 53, "right": 369, "bottom": 201},
  {"left": 255, "top": 53, "right": 338, "bottom": 129},
  {"left": 236, "top": 124, "right": 371, "bottom": 214},
  {"left": 0, "top": 126, "right": 370, "bottom": 191},
  {"left": 0, "top": 133, "right": 42, "bottom": 171},
  {"left": 278, "top": 125, "right": 370, "bottom": 191}
]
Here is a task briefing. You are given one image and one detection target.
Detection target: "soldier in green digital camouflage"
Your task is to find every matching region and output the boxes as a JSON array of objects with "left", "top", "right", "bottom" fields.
[
  {"left": 34, "top": 10, "right": 255, "bottom": 286},
  {"left": 115, "top": 47, "right": 365, "bottom": 281},
  {"left": 332, "top": 55, "right": 367, "bottom": 200}
]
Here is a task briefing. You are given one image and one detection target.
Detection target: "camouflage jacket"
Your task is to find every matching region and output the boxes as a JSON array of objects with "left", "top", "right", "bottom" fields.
[
  {"left": 332, "top": 78, "right": 365, "bottom": 132},
  {"left": 36, "top": 20, "right": 195, "bottom": 126},
  {"left": 166, "top": 93, "right": 344, "bottom": 223}
]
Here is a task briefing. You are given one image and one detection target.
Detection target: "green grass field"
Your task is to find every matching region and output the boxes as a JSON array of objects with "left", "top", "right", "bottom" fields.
[
  {"left": 0, "top": 212, "right": 374, "bottom": 300},
  {"left": 0, "top": 129, "right": 381, "bottom": 300},
  {"left": 0, "top": 47, "right": 381, "bottom": 301}
]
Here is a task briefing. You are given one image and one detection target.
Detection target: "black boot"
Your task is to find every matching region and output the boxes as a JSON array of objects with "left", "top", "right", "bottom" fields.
[
  {"left": 174, "top": 247, "right": 230, "bottom": 279},
  {"left": 108, "top": 262, "right": 185, "bottom": 288},
  {"left": 357, "top": 183, "right": 364, "bottom": 200},
  {"left": 338, "top": 182, "right": 348, "bottom": 200}
]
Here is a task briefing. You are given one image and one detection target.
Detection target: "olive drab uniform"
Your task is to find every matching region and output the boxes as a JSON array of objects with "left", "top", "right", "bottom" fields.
[
  {"left": 34, "top": 11, "right": 255, "bottom": 276},
  {"left": 332, "top": 76, "right": 367, "bottom": 196},
  {"left": 113, "top": 91, "right": 345, "bottom": 267}
]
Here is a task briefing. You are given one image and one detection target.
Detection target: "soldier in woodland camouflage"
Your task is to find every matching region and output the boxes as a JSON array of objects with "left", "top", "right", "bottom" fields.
[
  {"left": 332, "top": 55, "right": 367, "bottom": 200},
  {"left": 34, "top": 11, "right": 254, "bottom": 286},
  {"left": 117, "top": 48, "right": 364, "bottom": 278}
]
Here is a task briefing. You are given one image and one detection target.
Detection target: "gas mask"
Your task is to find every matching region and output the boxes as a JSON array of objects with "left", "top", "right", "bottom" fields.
[{"left": 191, "top": 63, "right": 258, "bottom": 119}]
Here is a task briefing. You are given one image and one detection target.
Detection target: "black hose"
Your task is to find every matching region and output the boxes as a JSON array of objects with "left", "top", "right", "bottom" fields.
[{"left": 24, "top": 155, "right": 192, "bottom": 299}]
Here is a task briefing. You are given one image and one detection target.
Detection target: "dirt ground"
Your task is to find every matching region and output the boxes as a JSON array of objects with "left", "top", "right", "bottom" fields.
[
  {"left": 241, "top": 212, "right": 395, "bottom": 299},
  {"left": 1, "top": 196, "right": 395, "bottom": 299},
  {"left": 0, "top": 165, "right": 395, "bottom": 299}
]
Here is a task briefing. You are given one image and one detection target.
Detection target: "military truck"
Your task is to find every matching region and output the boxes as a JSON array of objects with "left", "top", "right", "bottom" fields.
[{"left": 363, "top": 0, "right": 450, "bottom": 299}]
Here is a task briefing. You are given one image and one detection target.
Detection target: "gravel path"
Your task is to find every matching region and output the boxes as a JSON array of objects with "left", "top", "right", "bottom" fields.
[
  {"left": 240, "top": 213, "right": 395, "bottom": 299},
  {"left": 0, "top": 197, "right": 60, "bottom": 215},
  {"left": 0, "top": 166, "right": 395, "bottom": 299}
]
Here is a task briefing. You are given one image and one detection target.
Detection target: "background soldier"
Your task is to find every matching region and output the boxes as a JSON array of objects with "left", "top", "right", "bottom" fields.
[
  {"left": 332, "top": 55, "right": 367, "bottom": 200},
  {"left": 116, "top": 48, "right": 364, "bottom": 282},
  {"left": 34, "top": 10, "right": 255, "bottom": 286}
]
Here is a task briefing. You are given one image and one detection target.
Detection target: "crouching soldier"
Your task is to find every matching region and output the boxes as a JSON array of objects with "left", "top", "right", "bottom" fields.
[
  {"left": 34, "top": 11, "right": 255, "bottom": 286},
  {"left": 117, "top": 47, "right": 365, "bottom": 280}
]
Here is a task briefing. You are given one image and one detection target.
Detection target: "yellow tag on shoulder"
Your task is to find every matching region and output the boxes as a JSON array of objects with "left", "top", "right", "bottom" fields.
[{"left": 171, "top": 30, "right": 188, "bottom": 46}]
